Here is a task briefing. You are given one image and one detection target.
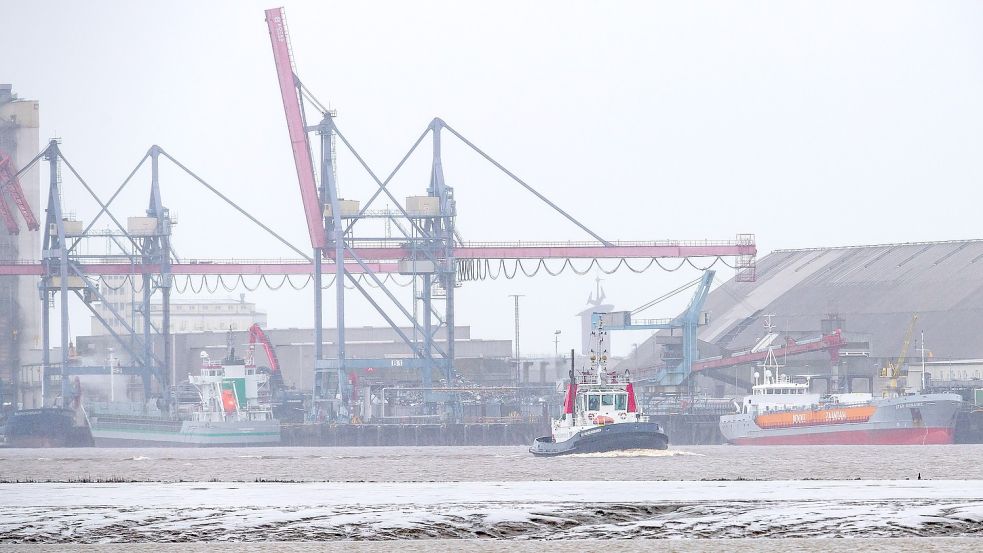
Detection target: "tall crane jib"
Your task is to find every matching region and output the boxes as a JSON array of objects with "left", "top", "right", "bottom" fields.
[
  {"left": 880, "top": 314, "right": 918, "bottom": 394},
  {"left": 248, "top": 323, "right": 281, "bottom": 373},
  {"left": 265, "top": 7, "right": 324, "bottom": 250},
  {"left": 0, "top": 150, "right": 41, "bottom": 234},
  {"left": 0, "top": 193, "right": 17, "bottom": 234}
]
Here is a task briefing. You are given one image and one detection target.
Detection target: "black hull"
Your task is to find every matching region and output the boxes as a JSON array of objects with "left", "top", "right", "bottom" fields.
[
  {"left": 2, "top": 408, "right": 94, "bottom": 448},
  {"left": 529, "top": 422, "right": 668, "bottom": 457}
]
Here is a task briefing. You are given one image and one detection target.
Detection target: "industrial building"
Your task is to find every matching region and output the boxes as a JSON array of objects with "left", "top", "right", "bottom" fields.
[
  {"left": 0, "top": 85, "right": 41, "bottom": 409},
  {"left": 72, "top": 324, "right": 513, "bottom": 401},
  {"left": 89, "top": 285, "right": 267, "bottom": 336},
  {"left": 624, "top": 240, "right": 983, "bottom": 399}
]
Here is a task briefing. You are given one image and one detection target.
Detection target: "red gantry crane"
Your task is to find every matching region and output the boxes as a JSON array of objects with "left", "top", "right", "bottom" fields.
[
  {"left": 0, "top": 9, "right": 757, "bottom": 414},
  {"left": 259, "top": 6, "right": 757, "bottom": 414}
]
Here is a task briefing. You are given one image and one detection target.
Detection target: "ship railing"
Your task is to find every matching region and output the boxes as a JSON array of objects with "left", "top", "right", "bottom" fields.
[
  {"left": 375, "top": 414, "right": 444, "bottom": 424},
  {"left": 85, "top": 400, "right": 169, "bottom": 418},
  {"left": 641, "top": 397, "right": 737, "bottom": 416},
  {"left": 469, "top": 415, "right": 543, "bottom": 424},
  {"left": 90, "top": 418, "right": 184, "bottom": 432}
]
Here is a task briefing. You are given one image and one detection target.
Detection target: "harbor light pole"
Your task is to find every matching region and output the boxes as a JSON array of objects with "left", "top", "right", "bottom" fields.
[
  {"left": 509, "top": 294, "right": 524, "bottom": 384},
  {"left": 108, "top": 348, "right": 116, "bottom": 402},
  {"left": 554, "top": 330, "right": 561, "bottom": 358}
]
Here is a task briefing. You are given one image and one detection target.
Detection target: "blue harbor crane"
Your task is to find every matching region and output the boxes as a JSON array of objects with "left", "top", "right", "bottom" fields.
[{"left": 591, "top": 270, "right": 715, "bottom": 389}]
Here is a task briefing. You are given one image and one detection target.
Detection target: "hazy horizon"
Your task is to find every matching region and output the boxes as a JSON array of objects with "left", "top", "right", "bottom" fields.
[{"left": 3, "top": 1, "right": 982, "bottom": 355}]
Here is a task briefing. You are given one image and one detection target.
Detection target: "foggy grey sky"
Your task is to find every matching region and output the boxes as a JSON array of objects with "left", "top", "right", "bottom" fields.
[{"left": 3, "top": 1, "right": 983, "bottom": 356}]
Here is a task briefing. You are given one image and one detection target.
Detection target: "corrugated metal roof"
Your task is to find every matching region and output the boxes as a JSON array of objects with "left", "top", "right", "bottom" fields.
[{"left": 695, "top": 240, "right": 983, "bottom": 360}]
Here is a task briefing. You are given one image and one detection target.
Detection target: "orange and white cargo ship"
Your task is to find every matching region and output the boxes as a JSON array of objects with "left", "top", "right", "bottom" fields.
[{"left": 719, "top": 369, "right": 962, "bottom": 446}]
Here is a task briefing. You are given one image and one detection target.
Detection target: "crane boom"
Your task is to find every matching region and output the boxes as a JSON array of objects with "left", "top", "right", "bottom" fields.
[
  {"left": 692, "top": 330, "right": 844, "bottom": 372},
  {"left": 249, "top": 323, "right": 280, "bottom": 373},
  {"left": 893, "top": 314, "right": 918, "bottom": 378},
  {"left": 0, "top": 193, "right": 18, "bottom": 234},
  {"left": 0, "top": 150, "right": 40, "bottom": 232},
  {"left": 264, "top": 7, "right": 325, "bottom": 249}
]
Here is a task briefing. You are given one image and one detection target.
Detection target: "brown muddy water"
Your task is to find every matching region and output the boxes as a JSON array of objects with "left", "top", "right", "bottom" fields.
[
  {"left": 2, "top": 444, "right": 981, "bottom": 482},
  {"left": 1, "top": 445, "right": 981, "bottom": 546}
]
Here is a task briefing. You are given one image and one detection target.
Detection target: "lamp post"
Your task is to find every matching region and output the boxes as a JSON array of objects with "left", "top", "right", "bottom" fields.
[
  {"left": 107, "top": 347, "right": 116, "bottom": 402},
  {"left": 554, "top": 330, "right": 561, "bottom": 358},
  {"left": 508, "top": 294, "right": 524, "bottom": 384}
]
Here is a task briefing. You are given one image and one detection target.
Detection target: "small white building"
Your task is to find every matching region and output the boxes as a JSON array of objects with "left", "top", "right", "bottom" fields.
[
  {"left": 924, "top": 359, "right": 983, "bottom": 383},
  {"left": 90, "top": 278, "right": 266, "bottom": 336}
]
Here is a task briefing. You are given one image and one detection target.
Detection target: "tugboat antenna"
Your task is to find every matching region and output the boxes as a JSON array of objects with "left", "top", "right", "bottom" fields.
[{"left": 569, "top": 348, "right": 575, "bottom": 383}]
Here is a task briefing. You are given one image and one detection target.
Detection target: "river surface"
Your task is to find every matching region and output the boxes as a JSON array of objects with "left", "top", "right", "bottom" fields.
[
  {"left": 3, "top": 444, "right": 982, "bottom": 481},
  {"left": 1, "top": 445, "right": 981, "bottom": 550}
]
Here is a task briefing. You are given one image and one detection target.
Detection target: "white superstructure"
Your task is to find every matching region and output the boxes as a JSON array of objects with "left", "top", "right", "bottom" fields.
[{"left": 190, "top": 349, "right": 276, "bottom": 425}]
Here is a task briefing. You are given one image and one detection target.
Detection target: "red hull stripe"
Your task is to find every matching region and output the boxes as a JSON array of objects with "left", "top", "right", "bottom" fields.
[{"left": 731, "top": 427, "right": 954, "bottom": 446}]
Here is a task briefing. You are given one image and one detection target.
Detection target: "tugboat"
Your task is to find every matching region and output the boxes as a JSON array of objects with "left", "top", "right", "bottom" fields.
[{"left": 530, "top": 321, "right": 668, "bottom": 456}]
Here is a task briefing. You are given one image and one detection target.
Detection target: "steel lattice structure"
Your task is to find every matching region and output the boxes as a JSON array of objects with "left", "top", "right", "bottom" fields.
[
  {"left": 0, "top": 8, "right": 757, "bottom": 415},
  {"left": 261, "top": 7, "right": 755, "bottom": 418}
]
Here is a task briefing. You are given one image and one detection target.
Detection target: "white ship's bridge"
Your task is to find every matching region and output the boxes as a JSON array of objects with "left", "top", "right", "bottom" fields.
[{"left": 752, "top": 372, "right": 810, "bottom": 396}]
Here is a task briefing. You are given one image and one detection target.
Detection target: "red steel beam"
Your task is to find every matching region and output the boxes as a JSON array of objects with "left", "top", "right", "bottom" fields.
[
  {"left": 265, "top": 7, "right": 325, "bottom": 250},
  {"left": 0, "top": 193, "right": 19, "bottom": 234},
  {"left": 349, "top": 241, "right": 755, "bottom": 260},
  {"left": 0, "top": 264, "right": 41, "bottom": 276},
  {"left": 0, "top": 151, "right": 40, "bottom": 231},
  {"left": 0, "top": 262, "right": 397, "bottom": 276},
  {"left": 0, "top": 240, "right": 756, "bottom": 276},
  {"left": 692, "top": 330, "right": 844, "bottom": 373},
  {"left": 456, "top": 243, "right": 753, "bottom": 259}
]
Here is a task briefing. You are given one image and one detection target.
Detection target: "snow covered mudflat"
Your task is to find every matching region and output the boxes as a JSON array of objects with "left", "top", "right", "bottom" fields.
[
  {"left": 2, "top": 480, "right": 981, "bottom": 543},
  {"left": 0, "top": 480, "right": 983, "bottom": 544}
]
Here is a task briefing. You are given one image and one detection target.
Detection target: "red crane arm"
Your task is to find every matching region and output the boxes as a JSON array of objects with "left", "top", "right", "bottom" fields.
[
  {"left": 0, "top": 193, "right": 19, "bottom": 234},
  {"left": 0, "top": 151, "right": 39, "bottom": 232},
  {"left": 0, "top": 239, "right": 755, "bottom": 276},
  {"left": 364, "top": 241, "right": 755, "bottom": 260},
  {"left": 248, "top": 323, "right": 280, "bottom": 373},
  {"left": 264, "top": 7, "right": 325, "bottom": 250},
  {"left": 692, "top": 330, "right": 844, "bottom": 372},
  {"left": 0, "top": 261, "right": 395, "bottom": 276}
]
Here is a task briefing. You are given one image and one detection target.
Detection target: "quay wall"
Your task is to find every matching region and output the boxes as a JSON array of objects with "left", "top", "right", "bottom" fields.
[
  {"left": 279, "top": 410, "right": 983, "bottom": 447},
  {"left": 282, "top": 421, "right": 550, "bottom": 447}
]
